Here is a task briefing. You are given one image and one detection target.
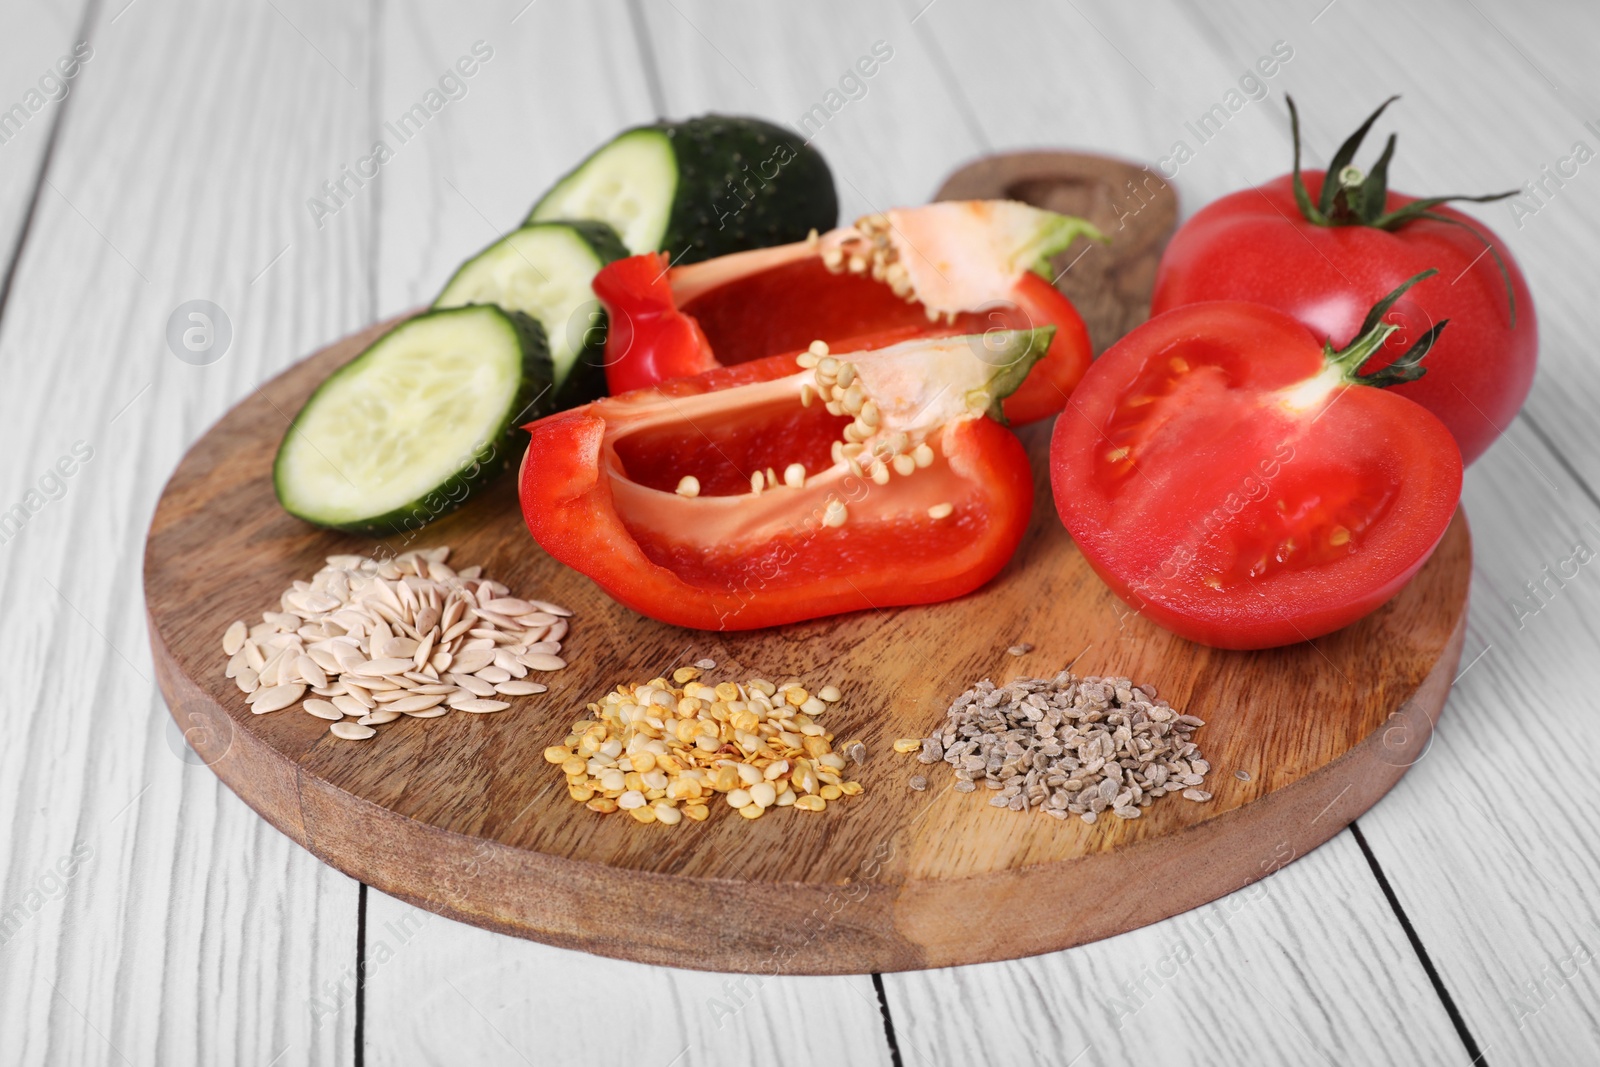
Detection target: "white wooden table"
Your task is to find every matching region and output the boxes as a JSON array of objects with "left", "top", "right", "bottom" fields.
[{"left": 2, "top": 0, "right": 1596, "bottom": 1062}]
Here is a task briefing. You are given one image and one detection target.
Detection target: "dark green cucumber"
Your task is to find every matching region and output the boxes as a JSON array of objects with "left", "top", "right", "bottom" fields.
[
  {"left": 434, "top": 220, "right": 627, "bottom": 410},
  {"left": 527, "top": 114, "right": 838, "bottom": 264},
  {"left": 274, "top": 305, "right": 553, "bottom": 536}
]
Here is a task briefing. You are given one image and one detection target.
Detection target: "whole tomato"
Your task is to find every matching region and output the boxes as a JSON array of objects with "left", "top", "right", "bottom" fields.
[{"left": 1152, "top": 97, "right": 1535, "bottom": 465}]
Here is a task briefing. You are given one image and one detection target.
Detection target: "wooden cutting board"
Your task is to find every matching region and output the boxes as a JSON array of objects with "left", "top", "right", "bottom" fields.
[{"left": 143, "top": 153, "right": 1469, "bottom": 974}]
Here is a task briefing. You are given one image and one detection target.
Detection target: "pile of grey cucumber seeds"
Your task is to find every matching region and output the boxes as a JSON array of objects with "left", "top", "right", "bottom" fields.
[{"left": 902, "top": 671, "right": 1211, "bottom": 823}]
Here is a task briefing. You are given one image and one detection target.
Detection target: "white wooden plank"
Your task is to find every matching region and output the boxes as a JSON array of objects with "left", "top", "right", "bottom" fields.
[
  {"left": 360, "top": 4, "right": 891, "bottom": 1063},
  {"left": 363, "top": 888, "right": 894, "bottom": 1067},
  {"left": 0, "top": 0, "right": 89, "bottom": 281},
  {"left": 886, "top": 831, "right": 1465, "bottom": 1066},
  {"left": 0, "top": 0, "right": 374, "bottom": 1061},
  {"left": 371, "top": 0, "right": 660, "bottom": 316}
]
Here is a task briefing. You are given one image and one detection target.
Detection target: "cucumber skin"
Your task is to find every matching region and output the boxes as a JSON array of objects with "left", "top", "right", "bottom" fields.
[
  {"left": 529, "top": 114, "right": 838, "bottom": 265},
  {"left": 660, "top": 115, "right": 838, "bottom": 263},
  {"left": 433, "top": 219, "right": 628, "bottom": 412},
  {"left": 274, "top": 306, "right": 555, "bottom": 538}
]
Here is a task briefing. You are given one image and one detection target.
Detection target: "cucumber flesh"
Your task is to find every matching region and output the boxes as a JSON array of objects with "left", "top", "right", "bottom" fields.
[
  {"left": 528, "top": 114, "right": 839, "bottom": 265},
  {"left": 529, "top": 128, "right": 677, "bottom": 255},
  {"left": 434, "top": 220, "right": 627, "bottom": 409},
  {"left": 275, "top": 305, "right": 552, "bottom": 535}
]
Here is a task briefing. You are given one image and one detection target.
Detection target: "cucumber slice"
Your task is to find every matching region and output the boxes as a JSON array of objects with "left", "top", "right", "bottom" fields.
[
  {"left": 274, "top": 306, "right": 552, "bottom": 535},
  {"left": 434, "top": 220, "right": 627, "bottom": 410},
  {"left": 528, "top": 114, "right": 838, "bottom": 264}
]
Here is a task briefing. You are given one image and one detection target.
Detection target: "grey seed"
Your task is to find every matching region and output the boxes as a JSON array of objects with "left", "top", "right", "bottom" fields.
[
  {"left": 1182, "top": 789, "right": 1213, "bottom": 802},
  {"left": 909, "top": 775, "right": 928, "bottom": 791}
]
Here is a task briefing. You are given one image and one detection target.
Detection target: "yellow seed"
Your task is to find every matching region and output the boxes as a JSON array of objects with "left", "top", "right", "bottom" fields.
[
  {"left": 675, "top": 475, "right": 701, "bottom": 498},
  {"left": 819, "top": 686, "right": 843, "bottom": 702},
  {"left": 672, "top": 666, "right": 700, "bottom": 684},
  {"left": 802, "top": 735, "right": 831, "bottom": 758},
  {"left": 629, "top": 805, "right": 658, "bottom": 824},
  {"left": 928, "top": 502, "right": 954, "bottom": 520},
  {"left": 684, "top": 803, "right": 710, "bottom": 821},
  {"left": 1105, "top": 447, "right": 1130, "bottom": 463},
  {"left": 892, "top": 454, "right": 915, "bottom": 477},
  {"left": 835, "top": 360, "right": 855, "bottom": 387},
  {"left": 1330, "top": 525, "right": 1351, "bottom": 546},
  {"left": 586, "top": 798, "right": 618, "bottom": 814},
  {"left": 826, "top": 400, "right": 845, "bottom": 417},
  {"left": 785, "top": 687, "right": 808, "bottom": 706},
  {"left": 820, "top": 784, "right": 842, "bottom": 801},
  {"left": 739, "top": 803, "right": 765, "bottom": 820},
  {"left": 809, "top": 340, "right": 830, "bottom": 358},
  {"left": 893, "top": 738, "right": 921, "bottom": 753},
  {"left": 561, "top": 758, "right": 586, "bottom": 776},
  {"left": 1203, "top": 575, "right": 1224, "bottom": 590},
  {"left": 860, "top": 400, "right": 880, "bottom": 427},
  {"left": 543, "top": 746, "right": 571, "bottom": 765},
  {"left": 569, "top": 785, "right": 595, "bottom": 802},
  {"left": 1170, "top": 356, "right": 1190, "bottom": 373},
  {"left": 795, "top": 795, "right": 826, "bottom": 812},
  {"left": 632, "top": 751, "right": 657, "bottom": 774},
  {"left": 839, "top": 781, "right": 864, "bottom": 796},
  {"left": 797, "top": 351, "right": 820, "bottom": 369},
  {"left": 818, "top": 355, "right": 839, "bottom": 376},
  {"left": 784, "top": 463, "right": 806, "bottom": 489}
]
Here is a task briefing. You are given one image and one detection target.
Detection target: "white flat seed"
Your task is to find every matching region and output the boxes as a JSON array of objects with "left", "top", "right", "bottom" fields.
[
  {"left": 545, "top": 619, "right": 569, "bottom": 642},
  {"left": 453, "top": 698, "right": 510, "bottom": 713},
  {"left": 222, "top": 620, "right": 247, "bottom": 656},
  {"left": 475, "top": 666, "right": 511, "bottom": 684},
  {"left": 484, "top": 598, "right": 536, "bottom": 616},
  {"left": 403, "top": 707, "right": 450, "bottom": 719},
  {"left": 353, "top": 709, "right": 400, "bottom": 725},
  {"left": 694, "top": 658, "right": 716, "bottom": 670},
  {"left": 385, "top": 693, "right": 446, "bottom": 714},
  {"left": 303, "top": 698, "right": 342, "bottom": 720},
  {"left": 330, "top": 721, "right": 376, "bottom": 740},
  {"left": 494, "top": 680, "right": 547, "bottom": 696},
  {"left": 518, "top": 643, "right": 561, "bottom": 661},
  {"left": 448, "top": 673, "right": 496, "bottom": 697},
  {"left": 450, "top": 648, "right": 496, "bottom": 674},
  {"left": 235, "top": 668, "right": 259, "bottom": 694},
  {"left": 296, "top": 654, "right": 328, "bottom": 690},
  {"left": 251, "top": 682, "right": 305, "bottom": 714},
  {"left": 331, "top": 695, "right": 369, "bottom": 718},
  {"left": 521, "top": 653, "right": 566, "bottom": 672},
  {"left": 349, "top": 657, "right": 417, "bottom": 677},
  {"left": 514, "top": 611, "right": 558, "bottom": 628}
]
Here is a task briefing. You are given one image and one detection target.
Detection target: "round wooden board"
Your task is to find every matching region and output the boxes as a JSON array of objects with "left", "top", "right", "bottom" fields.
[{"left": 144, "top": 318, "right": 1469, "bottom": 974}]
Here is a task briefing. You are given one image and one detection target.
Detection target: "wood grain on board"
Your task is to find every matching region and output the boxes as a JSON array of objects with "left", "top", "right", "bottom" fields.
[{"left": 144, "top": 303, "right": 1469, "bottom": 972}]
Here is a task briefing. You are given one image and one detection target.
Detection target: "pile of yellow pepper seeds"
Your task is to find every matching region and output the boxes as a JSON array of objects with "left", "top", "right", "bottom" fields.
[{"left": 544, "top": 667, "right": 866, "bottom": 825}]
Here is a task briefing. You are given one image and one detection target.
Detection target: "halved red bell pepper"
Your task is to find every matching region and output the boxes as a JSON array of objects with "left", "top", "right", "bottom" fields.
[
  {"left": 519, "top": 328, "right": 1051, "bottom": 630},
  {"left": 594, "top": 200, "right": 1099, "bottom": 425}
]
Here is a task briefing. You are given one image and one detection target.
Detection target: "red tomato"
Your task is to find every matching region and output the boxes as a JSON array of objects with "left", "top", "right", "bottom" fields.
[
  {"left": 1051, "top": 285, "right": 1463, "bottom": 650},
  {"left": 1151, "top": 98, "right": 1536, "bottom": 466}
]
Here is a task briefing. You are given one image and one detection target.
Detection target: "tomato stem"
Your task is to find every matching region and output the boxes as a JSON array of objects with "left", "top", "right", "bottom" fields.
[
  {"left": 1285, "top": 95, "right": 1519, "bottom": 323},
  {"left": 1325, "top": 269, "right": 1450, "bottom": 388}
]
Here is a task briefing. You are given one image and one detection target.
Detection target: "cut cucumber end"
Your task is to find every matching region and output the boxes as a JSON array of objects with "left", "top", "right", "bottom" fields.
[
  {"left": 434, "top": 220, "right": 626, "bottom": 409},
  {"left": 528, "top": 128, "right": 677, "bottom": 255},
  {"left": 274, "top": 305, "right": 552, "bottom": 535}
]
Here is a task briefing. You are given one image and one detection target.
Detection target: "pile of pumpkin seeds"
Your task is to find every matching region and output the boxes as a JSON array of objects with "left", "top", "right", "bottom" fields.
[{"left": 900, "top": 671, "right": 1211, "bottom": 824}]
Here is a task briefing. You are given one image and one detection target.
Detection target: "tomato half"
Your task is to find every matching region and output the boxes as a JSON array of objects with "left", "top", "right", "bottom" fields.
[
  {"left": 1050, "top": 290, "right": 1462, "bottom": 650},
  {"left": 1152, "top": 98, "right": 1536, "bottom": 465}
]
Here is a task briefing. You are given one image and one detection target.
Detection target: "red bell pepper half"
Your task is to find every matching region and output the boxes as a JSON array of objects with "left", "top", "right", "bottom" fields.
[
  {"left": 519, "top": 328, "right": 1054, "bottom": 630},
  {"left": 593, "top": 200, "right": 1100, "bottom": 425}
]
